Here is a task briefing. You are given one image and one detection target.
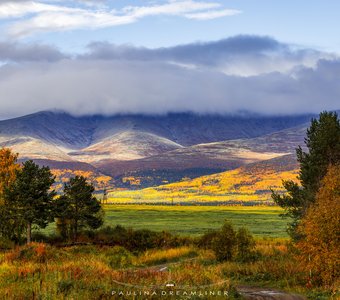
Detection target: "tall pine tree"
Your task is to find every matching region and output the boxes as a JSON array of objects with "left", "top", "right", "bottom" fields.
[
  {"left": 5, "top": 160, "right": 56, "bottom": 243},
  {"left": 55, "top": 176, "right": 103, "bottom": 241},
  {"left": 272, "top": 111, "right": 340, "bottom": 238}
]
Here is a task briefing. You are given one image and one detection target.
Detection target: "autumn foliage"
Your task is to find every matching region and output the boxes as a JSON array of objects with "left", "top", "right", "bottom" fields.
[
  {"left": 297, "top": 164, "right": 340, "bottom": 289},
  {"left": 0, "top": 148, "right": 20, "bottom": 200}
]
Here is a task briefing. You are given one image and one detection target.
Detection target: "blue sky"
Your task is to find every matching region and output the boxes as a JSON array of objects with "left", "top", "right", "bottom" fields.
[
  {"left": 1, "top": 0, "right": 339, "bottom": 52},
  {"left": 0, "top": 0, "right": 339, "bottom": 118}
]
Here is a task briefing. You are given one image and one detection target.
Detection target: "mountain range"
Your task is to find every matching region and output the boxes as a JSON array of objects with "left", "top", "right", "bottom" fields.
[{"left": 0, "top": 111, "right": 313, "bottom": 189}]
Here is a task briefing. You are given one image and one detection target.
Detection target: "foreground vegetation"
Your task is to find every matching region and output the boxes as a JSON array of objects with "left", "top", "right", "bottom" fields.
[
  {"left": 0, "top": 219, "right": 334, "bottom": 299},
  {"left": 0, "top": 240, "right": 335, "bottom": 299}
]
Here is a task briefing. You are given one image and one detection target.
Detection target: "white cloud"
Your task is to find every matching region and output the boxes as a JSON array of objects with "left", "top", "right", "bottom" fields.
[
  {"left": 184, "top": 9, "right": 241, "bottom": 20},
  {"left": 122, "top": 1, "right": 220, "bottom": 18},
  {"left": 83, "top": 36, "right": 335, "bottom": 77},
  {"left": 0, "top": 35, "right": 337, "bottom": 119},
  {"left": 0, "top": 1, "right": 80, "bottom": 19},
  {"left": 0, "top": 57, "right": 339, "bottom": 119},
  {"left": 0, "top": 1, "right": 241, "bottom": 37}
]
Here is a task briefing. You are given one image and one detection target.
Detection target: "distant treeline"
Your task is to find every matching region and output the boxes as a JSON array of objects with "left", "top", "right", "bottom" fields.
[{"left": 104, "top": 201, "right": 276, "bottom": 206}]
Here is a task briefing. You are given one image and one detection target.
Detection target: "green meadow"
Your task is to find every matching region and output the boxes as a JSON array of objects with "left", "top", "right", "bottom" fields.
[
  {"left": 39, "top": 205, "right": 288, "bottom": 238},
  {"left": 102, "top": 205, "right": 288, "bottom": 238}
]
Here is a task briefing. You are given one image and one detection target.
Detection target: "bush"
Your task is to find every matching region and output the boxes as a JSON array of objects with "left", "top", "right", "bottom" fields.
[
  {"left": 0, "top": 237, "right": 14, "bottom": 249},
  {"left": 5, "top": 242, "right": 53, "bottom": 263},
  {"left": 197, "top": 230, "right": 219, "bottom": 249},
  {"left": 236, "top": 227, "right": 256, "bottom": 262},
  {"left": 31, "top": 232, "right": 49, "bottom": 243},
  {"left": 152, "top": 230, "right": 193, "bottom": 249},
  {"left": 126, "top": 229, "right": 158, "bottom": 252},
  {"left": 154, "top": 231, "right": 173, "bottom": 248},
  {"left": 211, "top": 221, "right": 237, "bottom": 262},
  {"left": 106, "top": 246, "right": 134, "bottom": 269},
  {"left": 94, "top": 226, "right": 191, "bottom": 253},
  {"left": 200, "top": 221, "right": 257, "bottom": 263},
  {"left": 92, "top": 225, "right": 129, "bottom": 245},
  {"left": 57, "top": 279, "right": 74, "bottom": 296}
]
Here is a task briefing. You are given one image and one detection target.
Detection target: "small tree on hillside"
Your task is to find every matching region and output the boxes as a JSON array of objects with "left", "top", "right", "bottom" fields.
[
  {"left": 55, "top": 176, "right": 103, "bottom": 241},
  {"left": 4, "top": 160, "right": 56, "bottom": 244},
  {"left": 272, "top": 111, "right": 340, "bottom": 238}
]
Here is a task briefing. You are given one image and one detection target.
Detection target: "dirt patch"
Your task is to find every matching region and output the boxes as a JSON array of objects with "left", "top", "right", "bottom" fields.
[{"left": 237, "top": 286, "right": 306, "bottom": 300}]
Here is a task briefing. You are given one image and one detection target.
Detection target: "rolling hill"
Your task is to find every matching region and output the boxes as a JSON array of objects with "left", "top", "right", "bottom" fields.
[
  {"left": 95, "top": 124, "right": 307, "bottom": 187},
  {"left": 107, "top": 154, "right": 300, "bottom": 204}
]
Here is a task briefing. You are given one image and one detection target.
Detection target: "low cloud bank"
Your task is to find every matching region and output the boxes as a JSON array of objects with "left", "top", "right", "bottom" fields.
[{"left": 0, "top": 35, "right": 339, "bottom": 119}]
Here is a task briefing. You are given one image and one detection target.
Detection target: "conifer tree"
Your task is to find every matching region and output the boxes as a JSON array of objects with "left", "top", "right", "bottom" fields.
[
  {"left": 55, "top": 176, "right": 103, "bottom": 241},
  {"left": 5, "top": 160, "right": 56, "bottom": 243},
  {"left": 272, "top": 111, "right": 340, "bottom": 238}
]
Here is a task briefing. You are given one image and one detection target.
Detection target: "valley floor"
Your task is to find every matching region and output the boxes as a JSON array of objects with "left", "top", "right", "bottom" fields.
[
  {"left": 41, "top": 205, "right": 289, "bottom": 238},
  {"left": 103, "top": 205, "right": 288, "bottom": 238}
]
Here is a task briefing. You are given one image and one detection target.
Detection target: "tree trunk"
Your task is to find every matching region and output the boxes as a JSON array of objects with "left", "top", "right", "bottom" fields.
[
  {"left": 27, "top": 222, "right": 32, "bottom": 244},
  {"left": 74, "top": 220, "right": 78, "bottom": 242}
]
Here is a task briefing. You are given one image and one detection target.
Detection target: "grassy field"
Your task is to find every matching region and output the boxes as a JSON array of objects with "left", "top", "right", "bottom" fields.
[
  {"left": 103, "top": 205, "right": 288, "bottom": 238},
  {"left": 39, "top": 205, "right": 289, "bottom": 238}
]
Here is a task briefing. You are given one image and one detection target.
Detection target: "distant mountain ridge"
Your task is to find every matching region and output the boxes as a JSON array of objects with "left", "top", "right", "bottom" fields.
[
  {"left": 94, "top": 124, "right": 307, "bottom": 186},
  {"left": 0, "top": 110, "right": 314, "bottom": 188},
  {"left": 0, "top": 110, "right": 313, "bottom": 148}
]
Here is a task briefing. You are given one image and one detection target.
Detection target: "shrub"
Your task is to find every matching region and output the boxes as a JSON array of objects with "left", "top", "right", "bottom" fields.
[
  {"left": 126, "top": 229, "right": 158, "bottom": 252},
  {"left": 154, "top": 230, "right": 179, "bottom": 248},
  {"left": 199, "top": 221, "right": 257, "bottom": 263},
  {"left": 0, "top": 237, "right": 14, "bottom": 249},
  {"left": 31, "top": 232, "right": 49, "bottom": 243},
  {"left": 93, "top": 225, "right": 129, "bottom": 245},
  {"left": 45, "top": 233, "right": 65, "bottom": 245},
  {"left": 106, "top": 246, "right": 134, "bottom": 269},
  {"left": 50, "top": 225, "right": 192, "bottom": 253},
  {"left": 211, "top": 221, "right": 237, "bottom": 262},
  {"left": 153, "top": 231, "right": 193, "bottom": 249},
  {"left": 197, "top": 230, "right": 219, "bottom": 249},
  {"left": 5, "top": 242, "right": 53, "bottom": 263},
  {"left": 236, "top": 227, "right": 256, "bottom": 262},
  {"left": 57, "top": 279, "right": 74, "bottom": 296}
]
